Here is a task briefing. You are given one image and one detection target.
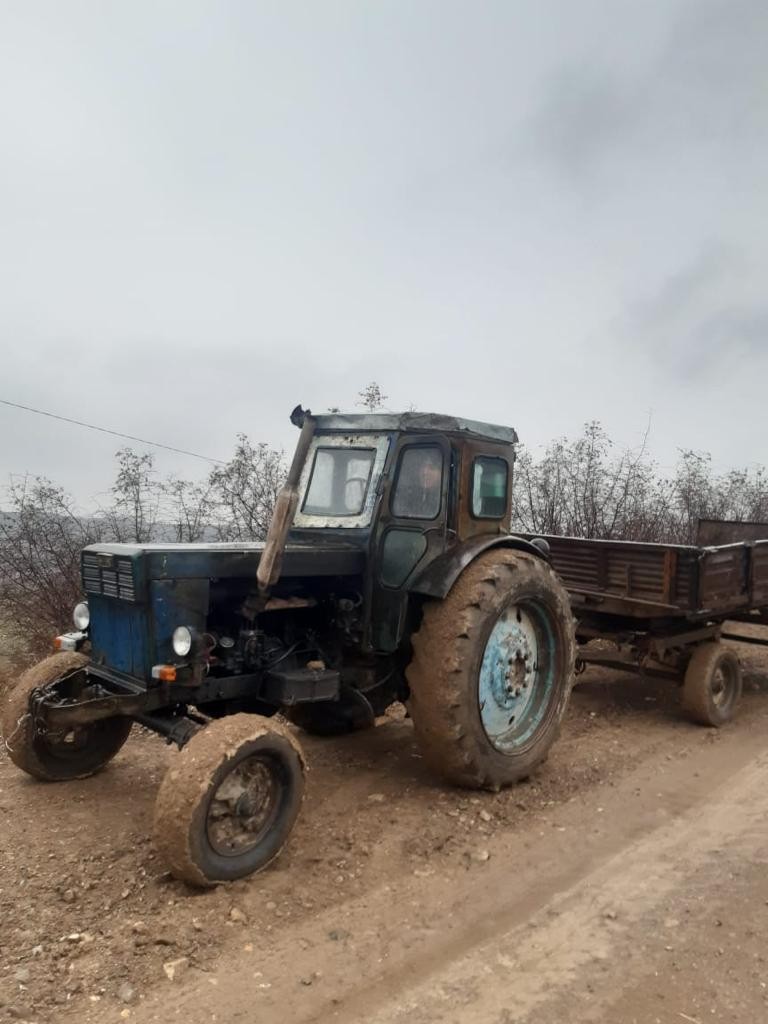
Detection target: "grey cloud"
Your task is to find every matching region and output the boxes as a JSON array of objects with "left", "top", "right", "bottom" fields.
[
  {"left": 527, "top": 0, "right": 768, "bottom": 182},
  {"left": 1, "top": 0, "right": 767, "bottom": 500},
  {"left": 613, "top": 242, "right": 767, "bottom": 379}
]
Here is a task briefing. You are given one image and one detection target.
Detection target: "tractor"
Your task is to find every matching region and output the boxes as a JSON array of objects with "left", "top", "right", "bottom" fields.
[{"left": 1, "top": 407, "right": 575, "bottom": 885}]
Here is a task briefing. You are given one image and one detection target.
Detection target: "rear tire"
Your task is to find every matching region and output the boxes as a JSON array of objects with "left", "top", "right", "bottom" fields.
[
  {"left": 153, "top": 714, "right": 306, "bottom": 886},
  {"left": 406, "top": 550, "right": 575, "bottom": 790},
  {"left": 1, "top": 653, "right": 132, "bottom": 781},
  {"left": 682, "top": 642, "right": 741, "bottom": 726}
]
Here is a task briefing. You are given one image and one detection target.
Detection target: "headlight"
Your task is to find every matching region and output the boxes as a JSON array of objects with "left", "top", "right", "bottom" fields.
[
  {"left": 172, "top": 626, "right": 193, "bottom": 658},
  {"left": 73, "top": 602, "right": 90, "bottom": 630}
]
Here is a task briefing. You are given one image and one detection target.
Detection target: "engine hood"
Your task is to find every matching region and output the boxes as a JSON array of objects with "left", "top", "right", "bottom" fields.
[{"left": 82, "top": 541, "right": 366, "bottom": 581}]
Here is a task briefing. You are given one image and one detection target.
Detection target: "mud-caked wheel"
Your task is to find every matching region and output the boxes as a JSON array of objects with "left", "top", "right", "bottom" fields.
[
  {"left": 1, "top": 653, "right": 132, "bottom": 781},
  {"left": 153, "top": 714, "right": 306, "bottom": 886},
  {"left": 406, "top": 550, "right": 575, "bottom": 790},
  {"left": 682, "top": 642, "right": 742, "bottom": 727}
]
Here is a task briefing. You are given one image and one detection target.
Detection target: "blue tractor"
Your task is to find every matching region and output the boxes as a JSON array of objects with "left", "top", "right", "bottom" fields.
[{"left": 1, "top": 408, "right": 575, "bottom": 885}]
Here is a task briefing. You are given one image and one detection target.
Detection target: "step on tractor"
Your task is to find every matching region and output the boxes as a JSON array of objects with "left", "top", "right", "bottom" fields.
[{"left": 1, "top": 408, "right": 576, "bottom": 886}]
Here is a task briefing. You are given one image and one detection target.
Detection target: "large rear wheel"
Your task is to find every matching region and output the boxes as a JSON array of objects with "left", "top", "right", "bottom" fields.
[
  {"left": 1, "top": 653, "right": 132, "bottom": 781},
  {"left": 406, "top": 550, "right": 575, "bottom": 790}
]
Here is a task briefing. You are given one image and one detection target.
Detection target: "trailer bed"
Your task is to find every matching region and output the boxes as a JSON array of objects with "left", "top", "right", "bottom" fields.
[{"left": 521, "top": 534, "right": 768, "bottom": 625}]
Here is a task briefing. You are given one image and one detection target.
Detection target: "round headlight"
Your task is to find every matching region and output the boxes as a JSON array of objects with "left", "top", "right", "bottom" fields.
[
  {"left": 73, "top": 602, "right": 90, "bottom": 630},
  {"left": 172, "top": 626, "right": 193, "bottom": 658}
]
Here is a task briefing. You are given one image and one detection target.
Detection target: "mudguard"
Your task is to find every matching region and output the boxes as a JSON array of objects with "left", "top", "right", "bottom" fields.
[{"left": 409, "top": 534, "right": 550, "bottom": 600}]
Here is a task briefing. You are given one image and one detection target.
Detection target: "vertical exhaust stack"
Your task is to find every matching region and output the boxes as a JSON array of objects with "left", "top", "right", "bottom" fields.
[{"left": 256, "top": 406, "right": 316, "bottom": 595}]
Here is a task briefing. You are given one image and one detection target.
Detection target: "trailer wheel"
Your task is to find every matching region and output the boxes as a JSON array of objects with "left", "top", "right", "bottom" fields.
[
  {"left": 153, "top": 714, "right": 306, "bottom": 886},
  {"left": 406, "top": 550, "right": 575, "bottom": 790},
  {"left": 1, "top": 653, "right": 132, "bottom": 781},
  {"left": 682, "top": 642, "right": 742, "bottom": 727}
]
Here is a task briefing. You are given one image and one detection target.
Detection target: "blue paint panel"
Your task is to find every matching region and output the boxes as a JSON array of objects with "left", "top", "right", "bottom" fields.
[
  {"left": 89, "top": 596, "right": 151, "bottom": 679},
  {"left": 151, "top": 579, "right": 209, "bottom": 663}
]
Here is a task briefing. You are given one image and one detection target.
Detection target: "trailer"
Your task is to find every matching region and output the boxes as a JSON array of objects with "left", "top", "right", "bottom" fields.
[{"left": 523, "top": 522, "right": 768, "bottom": 726}]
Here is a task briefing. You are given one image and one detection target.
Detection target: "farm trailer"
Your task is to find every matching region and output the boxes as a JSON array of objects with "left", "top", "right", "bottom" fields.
[{"left": 523, "top": 525, "right": 768, "bottom": 725}]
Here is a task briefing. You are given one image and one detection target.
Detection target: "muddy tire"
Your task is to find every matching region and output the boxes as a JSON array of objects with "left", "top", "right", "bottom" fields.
[
  {"left": 1, "top": 653, "right": 132, "bottom": 781},
  {"left": 153, "top": 714, "right": 306, "bottom": 887},
  {"left": 682, "top": 642, "right": 742, "bottom": 727},
  {"left": 406, "top": 550, "right": 575, "bottom": 790},
  {"left": 286, "top": 688, "right": 375, "bottom": 737}
]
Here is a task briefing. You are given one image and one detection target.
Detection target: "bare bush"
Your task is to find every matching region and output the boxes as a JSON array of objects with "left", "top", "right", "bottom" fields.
[
  {"left": 208, "top": 435, "right": 286, "bottom": 541},
  {"left": 0, "top": 435, "right": 287, "bottom": 647},
  {"left": 512, "top": 422, "right": 768, "bottom": 544},
  {"left": 357, "top": 381, "right": 388, "bottom": 412},
  {"left": 0, "top": 477, "right": 107, "bottom": 657},
  {"left": 161, "top": 476, "right": 216, "bottom": 542}
]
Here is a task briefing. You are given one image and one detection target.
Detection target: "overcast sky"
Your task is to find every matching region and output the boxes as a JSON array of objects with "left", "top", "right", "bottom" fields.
[{"left": 1, "top": 0, "right": 766, "bottom": 506}]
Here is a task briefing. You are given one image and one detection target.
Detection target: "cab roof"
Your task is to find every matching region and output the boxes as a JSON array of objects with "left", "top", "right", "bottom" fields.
[{"left": 308, "top": 411, "right": 518, "bottom": 446}]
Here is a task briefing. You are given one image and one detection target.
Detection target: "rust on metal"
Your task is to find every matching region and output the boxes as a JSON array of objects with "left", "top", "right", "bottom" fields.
[
  {"left": 526, "top": 530, "right": 768, "bottom": 623},
  {"left": 697, "top": 518, "right": 768, "bottom": 545},
  {"left": 263, "top": 596, "right": 317, "bottom": 612},
  {"left": 662, "top": 548, "right": 677, "bottom": 604},
  {"left": 256, "top": 409, "right": 316, "bottom": 594}
]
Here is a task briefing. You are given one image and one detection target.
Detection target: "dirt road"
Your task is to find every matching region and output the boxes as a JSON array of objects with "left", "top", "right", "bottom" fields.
[{"left": 2, "top": 632, "right": 768, "bottom": 1024}]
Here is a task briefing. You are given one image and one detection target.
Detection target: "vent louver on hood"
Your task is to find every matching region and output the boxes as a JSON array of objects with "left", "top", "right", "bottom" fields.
[{"left": 82, "top": 553, "right": 136, "bottom": 602}]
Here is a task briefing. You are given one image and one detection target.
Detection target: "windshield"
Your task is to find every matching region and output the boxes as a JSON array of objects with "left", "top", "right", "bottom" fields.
[{"left": 302, "top": 447, "right": 376, "bottom": 516}]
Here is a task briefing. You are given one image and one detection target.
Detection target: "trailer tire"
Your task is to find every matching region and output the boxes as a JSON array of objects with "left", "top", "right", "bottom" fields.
[
  {"left": 153, "top": 714, "right": 306, "bottom": 887},
  {"left": 1, "top": 653, "right": 132, "bottom": 781},
  {"left": 682, "top": 642, "right": 742, "bottom": 727},
  {"left": 406, "top": 550, "right": 575, "bottom": 791}
]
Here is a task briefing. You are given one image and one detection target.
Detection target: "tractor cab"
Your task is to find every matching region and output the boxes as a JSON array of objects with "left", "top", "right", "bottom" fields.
[{"left": 285, "top": 409, "right": 524, "bottom": 651}]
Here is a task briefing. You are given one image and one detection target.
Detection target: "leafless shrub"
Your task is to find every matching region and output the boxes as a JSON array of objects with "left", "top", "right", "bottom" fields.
[
  {"left": 0, "top": 476, "right": 107, "bottom": 656},
  {"left": 161, "top": 476, "right": 216, "bottom": 542},
  {"left": 357, "top": 381, "right": 388, "bottom": 412},
  {"left": 208, "top": 435, "right": 286, "bottom": 541},
  {"left": 0, "top": 435, "right": 287, "bottom": 647},
  {"left": 512, "top": 422, "right": 768, "bottom": 544}
]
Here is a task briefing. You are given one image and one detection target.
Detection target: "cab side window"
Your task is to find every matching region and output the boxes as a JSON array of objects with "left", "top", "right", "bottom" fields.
[
  {"left": 391, "top": 446, "right": 444, "bottom": 520},
  {"left": 472, "top": 456, "right": 508, "bottom": 518}
]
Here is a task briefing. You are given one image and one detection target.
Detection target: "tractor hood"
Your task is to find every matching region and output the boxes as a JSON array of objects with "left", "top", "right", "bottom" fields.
[{"left": 82, "top": 540, "right": 365, "bottom": 587}]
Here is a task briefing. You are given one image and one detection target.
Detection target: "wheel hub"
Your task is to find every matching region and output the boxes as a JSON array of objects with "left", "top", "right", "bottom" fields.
[
  {"left": 206, "top": 756, "right": 281, "bottom": 857},
  {"left": 478, "top": 603, "right": 550, "bottom": 753}
]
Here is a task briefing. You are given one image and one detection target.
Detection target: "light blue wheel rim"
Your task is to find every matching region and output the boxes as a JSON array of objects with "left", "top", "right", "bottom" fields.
[{"left": 478, "top": 602, "right": 555, "bottom": 754}]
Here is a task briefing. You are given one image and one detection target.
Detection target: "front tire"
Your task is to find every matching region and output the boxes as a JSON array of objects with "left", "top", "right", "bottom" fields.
[
  {"left": 1, "top": 653, "right": 132, "bottom": 781},
  {"left": 406, "top": 550, "right": 575, "bottom": 790},
  {"left": 153, "top": 714, "right": 306, "bottom": 886}
]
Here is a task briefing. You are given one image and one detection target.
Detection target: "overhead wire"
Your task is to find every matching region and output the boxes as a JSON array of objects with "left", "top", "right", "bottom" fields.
[{"left": 0, "top": 397, "right": 225, "bottom": 465}]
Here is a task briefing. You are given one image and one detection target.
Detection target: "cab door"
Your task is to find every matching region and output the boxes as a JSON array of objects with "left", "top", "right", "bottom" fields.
[{"left": 367, "top": 434, "right": 455, "bottom": 652}]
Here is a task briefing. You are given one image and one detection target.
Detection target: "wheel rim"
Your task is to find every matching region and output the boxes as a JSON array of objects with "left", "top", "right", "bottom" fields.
[
  {"left": 41, "top": 725, "right": 96, "bottom": 759},
  {"left": 206, "top": 754, "right": 284, "bottom": 857},
  {"left": 711, "top": 661, "right": 735, "bottom": 708},
  {"left": 478, "top": 601, "right": 556, "bottom": 754}
]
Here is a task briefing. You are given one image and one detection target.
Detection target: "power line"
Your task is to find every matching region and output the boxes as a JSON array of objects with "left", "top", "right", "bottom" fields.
[{"left": 0, "top": 397, "right": 225, "bottom": 465}]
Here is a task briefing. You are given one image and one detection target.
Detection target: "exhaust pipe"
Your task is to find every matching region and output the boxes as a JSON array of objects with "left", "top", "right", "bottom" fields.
[{"left": 256, "top": 406, "right": 316, "bottom": 595}]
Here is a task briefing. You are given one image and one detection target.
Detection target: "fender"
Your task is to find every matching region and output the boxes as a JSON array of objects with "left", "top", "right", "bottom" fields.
[{"left": 409, "top": 534, "right": 551, "bottom": 600}]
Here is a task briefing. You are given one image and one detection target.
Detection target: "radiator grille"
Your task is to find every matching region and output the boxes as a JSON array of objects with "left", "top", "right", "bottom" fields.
[{"left": 82, "top": 554, "right": 137, "bottom": 602}]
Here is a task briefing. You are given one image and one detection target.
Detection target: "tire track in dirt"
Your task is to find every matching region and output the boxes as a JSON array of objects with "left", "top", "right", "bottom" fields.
[{"left": 120, "top": 694, "right": 768, "bottom": 1024}]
